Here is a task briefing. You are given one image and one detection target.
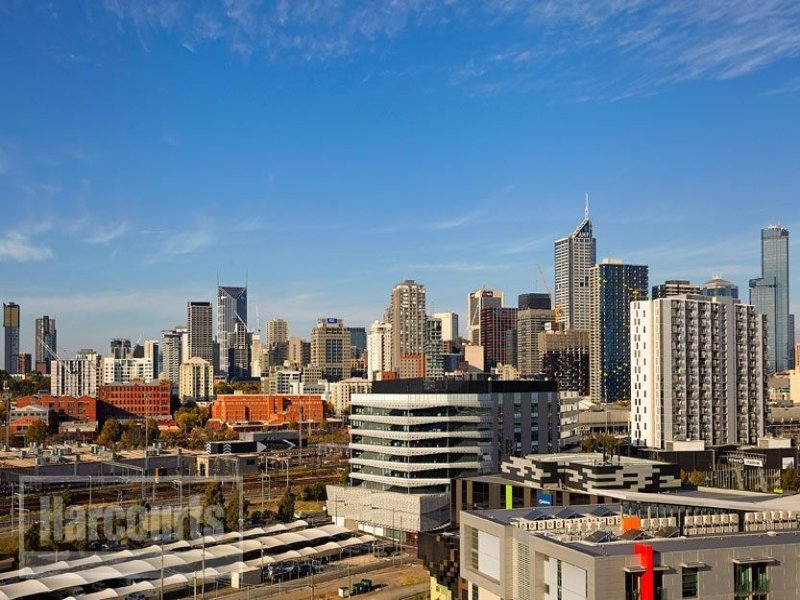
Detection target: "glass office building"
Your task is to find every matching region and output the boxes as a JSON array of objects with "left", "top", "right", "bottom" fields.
[{"left": 750, "top": 226, "right": 790, "bottom": 372}]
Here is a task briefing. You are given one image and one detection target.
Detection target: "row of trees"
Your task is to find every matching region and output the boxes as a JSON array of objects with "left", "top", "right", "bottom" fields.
[
  {"left": 0, "top": 370, "right": 50, "bottom": 398},
  {"left": 201, "top": 482, "right": 299, "bottom": 531}
]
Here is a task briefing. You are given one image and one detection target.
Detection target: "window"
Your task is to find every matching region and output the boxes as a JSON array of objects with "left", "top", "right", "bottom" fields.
[
  {"left": 469, "top": 527, "right": 479, "bottom": 570},
  {"left": 682, "top": 567, "right": 698, "bottom": 598},
  {"left": 625, "top": 572, "right": 642, "bottom": 600},
  {"left": 735, "top": 563, "right": 769, "bottom": 599}
]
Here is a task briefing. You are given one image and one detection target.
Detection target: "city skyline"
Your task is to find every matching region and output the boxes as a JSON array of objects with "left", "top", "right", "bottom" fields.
[
  {"left": 2, "top": 212, "right": 797, "bottom": 359},
  {"left": 1, "top": 3, "right": 799, "bottom": 355}
]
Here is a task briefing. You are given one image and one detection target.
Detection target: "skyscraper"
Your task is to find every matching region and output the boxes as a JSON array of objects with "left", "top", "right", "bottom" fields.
[
  {"left": 390, "top": 280, "right": 427, "bottom": 368},
  {"left": 480, "top": 307, "right": 518, "bottom": 368},
  {"left": 367, "top": 321, "right": 392, "bottom": 380},
  {"left": 631, "top": 294, "right": 767, "bottom": 448},
  {"left": 217, "top": 285, "right": 247, "bottom": 378},
  {"left": 230, "top": 321, "right": 251, "bottom": 379},
  {"left": 467, "top": 289, "right": 503, "bottom": 345},
  {"left": 517, "top": 299, "right": 555, "bottom": 378},
  {"left": 161, "top": 328, "right": 183, "bottom": 383},
  {"left": 3, "top": 302, "right": 20, "bottom": 374},
  {"left": 554, "top": 198, "right": 596, "bottom": 331},
  {"left": 348, "top": 326, "right": 367, "bottom": 358},
  {"left": 266, "top": 318, "right": 289, "bottom": 347},
  {"left": 589, "top": 258, "right": 648, "bottom": 403},
  {"left": 432, "top": 312, "right": 459, "bottom": 342},
  {"left": 35, "top": 315, "right": 57, "bottom": 374},
  {"left": 188, "top": 301, "right": 214, "bottom": 364},
  {"left": 424, "top": 316, "right": 444, "bottom": 379},
  {"left": 310, "top": 318, "right": 349, "bottom": 382},
  {"left": 750, "top": 226, "right": 790, "bottom": 372},
  {"left": 143, "top": 339, "right": 159, "bottom": 380}
]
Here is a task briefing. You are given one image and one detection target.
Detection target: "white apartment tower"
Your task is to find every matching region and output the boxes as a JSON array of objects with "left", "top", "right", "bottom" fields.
[
  {"left": 367, "top": 321, "right": 393, "bottom": 380},
  {"left": 51, "top": 350, "right": 102, "bottom": 397},
  {"left": 179, "top": 357, "right": 214, "bottom": 403},
  {"left": 102, "top": 357, "right": 155, "bottom": 384},
  {"left": 554, "top": 197, "right": 596, "bottom": 331},
  {"left": 631, "top": 294, "right": 767, "bottom": 449},
  {"left": 432, "top": 312, "right": 459, "bottom": 342},
  {"left": 390, "top": 280, "right": 427, "bottom": 368}
]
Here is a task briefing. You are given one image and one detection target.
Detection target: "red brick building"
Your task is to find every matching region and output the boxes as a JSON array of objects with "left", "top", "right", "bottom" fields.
[
  {"left": 212, "top": 394, "right": 325, "bottom": 425},
  {"left": 17, "top": 394, "right": 98, "bottom": 422},
  {"left": 398, "top": 354, "right": 425, "bottom": 378},
  {"left": 10, "top": 416, "right": 47, "bottom": 438},
  {"left": 98, "top": 382, "right": 172, "bottom": 419}
]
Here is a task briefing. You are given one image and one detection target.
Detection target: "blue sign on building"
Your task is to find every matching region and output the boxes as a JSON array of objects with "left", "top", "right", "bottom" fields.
[{"left": 537, "top": 492, "right": 553, "bottom": 507}]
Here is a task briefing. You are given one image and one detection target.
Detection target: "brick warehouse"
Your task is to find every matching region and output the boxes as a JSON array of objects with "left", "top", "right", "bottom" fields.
[{"left": 211, "top": 393, "right": 325, "bottom": 425}]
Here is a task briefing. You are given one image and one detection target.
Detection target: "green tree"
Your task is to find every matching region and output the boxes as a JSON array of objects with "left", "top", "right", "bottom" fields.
[
  {"left": 276, "top": 488, "right": 296, "bottom": 523},
  {"left": 202, "top": 481, "right": 225, "bottom": 508},
  {"left": 9, "top": 372, "right": 50, "bottom": 398},
  {"left": 688, "top": 470, "right": 707, "bottom": 487},
  {"left": 339, "top": 464, "right": 350, "bottom": 485},
  {"left": 186, "top": 426, "right": 208, "bottom": 450},
  {"left": 119, "top": 423, "right": 144, "bottom": 449},
  {"left": 301, "top": 483, "right": 327, "bottom": 501},
  {"left": 224, "top": 493, "right": 250, "bottom": 532},
  {"left": 598, "top": 433, "right": 621, "bottom": 461},
  {"left": 781, "top": 467, "right": 800, "bottom": 491},
  {"left": 145, "top": 418, "right": 160, "bottom": 443},
  {"left": 96, "top": 418, "right": 122, "bottom": 447},
  {"left": 580, "top": 436, "right": 596, "bottom": 453},
  {"left": 214, "top": 382, "right": 234, "bottom": 395},
  {"left": 25, "top": 419, "right": 49, "bottom": 445},
  {"left": 174, "top": 405, "right": 210, "bottom": 433}
]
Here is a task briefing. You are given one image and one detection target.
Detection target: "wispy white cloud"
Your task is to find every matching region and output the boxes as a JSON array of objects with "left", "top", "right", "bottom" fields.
[
  {"left": 87, "top": 222, "right": 128, "bottom": 244},
  {"left": 428, "top": 212, "right": 482, "bottom": 231},
  {"left": 87, "top": 2, "right": 800, "bottom": 98},
  {"left": 159, "top": 228, "right": 215, "bottom": 256},
  {"left": 765, "top": 77, "right": 800, "bottom": 96},
  {"left": 0, "top": 232, "right": 53, "bottom": 262}
]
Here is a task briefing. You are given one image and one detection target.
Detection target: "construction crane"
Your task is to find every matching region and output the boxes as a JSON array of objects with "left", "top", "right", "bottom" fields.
[
  {"left": 37, "top": 335, "right": 78, "bottom": 374},
  {"left": 535, "top": 264, "right": 560, "bottom": 324}
]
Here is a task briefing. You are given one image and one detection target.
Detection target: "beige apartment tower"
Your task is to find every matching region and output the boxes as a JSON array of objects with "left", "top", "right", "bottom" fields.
[
  {"left": 310, "top": 318, "right": 350, "bottom": 382},
  {"left": 179, "top": 357, "right": 214, "bottom": 403}
]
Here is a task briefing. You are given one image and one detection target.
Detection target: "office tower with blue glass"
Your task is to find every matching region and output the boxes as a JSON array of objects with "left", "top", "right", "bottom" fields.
[
  {"left": 589, "top": 258, "right": 648, "bottom": 403},
  {"left": 217, "top": 285, "right": 247, "bottom": 378},
  {"left": 750, "top": 226, "right": 790, "bottom": 372}
]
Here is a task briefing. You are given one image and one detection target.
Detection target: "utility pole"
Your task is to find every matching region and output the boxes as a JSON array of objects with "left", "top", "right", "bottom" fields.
[{"left": 160, "top": 540, "right": 165, "bottom": 600}]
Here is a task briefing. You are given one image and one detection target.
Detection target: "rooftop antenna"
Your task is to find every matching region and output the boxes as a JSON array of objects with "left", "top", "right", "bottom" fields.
[
  {"left": 256, "top": 305, "right": 261, "bottom": 334},
  {"left": 245, "top": 270, "right": 248, "bottom": 289},
  {"left": 584, "top": 192, "right": 590, "bottom": 221},
  {"left": 216, "top": 270, "right": 220, "bottom": 288}
]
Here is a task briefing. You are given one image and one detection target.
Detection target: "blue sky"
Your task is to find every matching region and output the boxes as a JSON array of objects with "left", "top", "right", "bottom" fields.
[{"left": 1, "top": 0, "right": 799, "bottom": 356}]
